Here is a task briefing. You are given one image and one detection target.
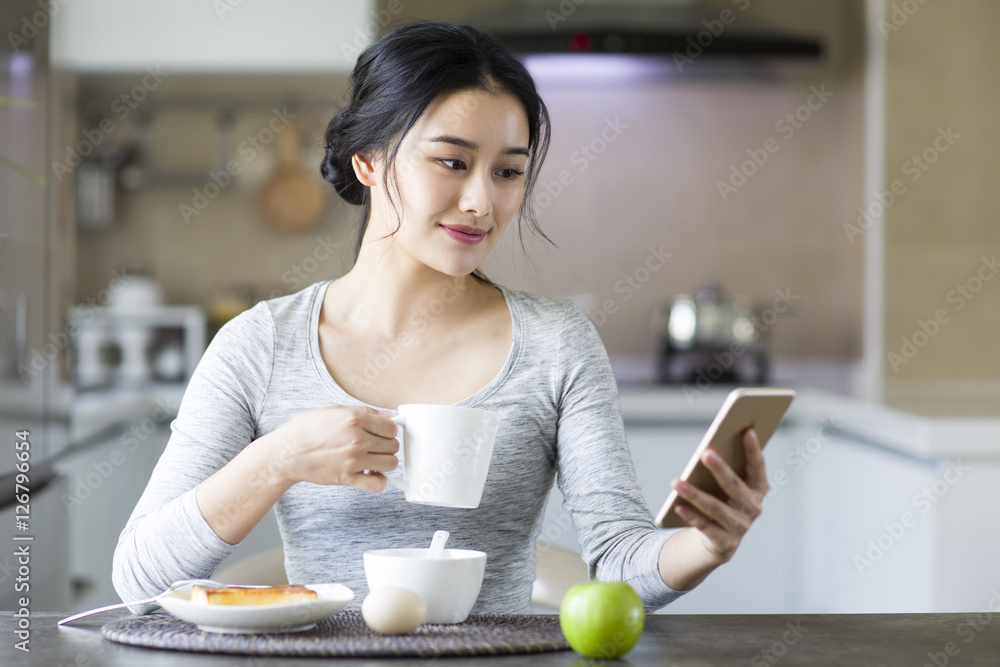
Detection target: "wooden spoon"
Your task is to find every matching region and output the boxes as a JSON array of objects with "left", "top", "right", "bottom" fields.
[{"left": 256, "top": 121, "right": 324, "bottom": 232}]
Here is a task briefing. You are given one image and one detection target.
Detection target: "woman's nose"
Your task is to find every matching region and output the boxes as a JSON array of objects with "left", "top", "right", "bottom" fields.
[{"left": 458, "top": 171, "right": 493, "bottom": 218}]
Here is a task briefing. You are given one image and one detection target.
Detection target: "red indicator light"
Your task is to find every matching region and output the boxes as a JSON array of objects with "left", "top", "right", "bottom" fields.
[{"left": 569, "top": 32, "right": 592, "bottom": 51}]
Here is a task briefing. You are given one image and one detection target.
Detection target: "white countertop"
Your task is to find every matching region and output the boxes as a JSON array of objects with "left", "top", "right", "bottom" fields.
[
  {"left": 66, "top": 380, "right": 1000, "bottom": 462},
  {"left": 618, "top": 384, "right": 1000, "bottom": 461}
]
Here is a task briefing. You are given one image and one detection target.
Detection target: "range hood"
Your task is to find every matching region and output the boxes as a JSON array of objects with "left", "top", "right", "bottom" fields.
[{"left": 477, "top": 0, "right": 822, "bottom": 62}]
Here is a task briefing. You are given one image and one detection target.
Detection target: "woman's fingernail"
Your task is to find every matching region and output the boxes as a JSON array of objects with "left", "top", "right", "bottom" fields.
[{"left": 705, "top": 450, "right": 720, "bottom": 464}]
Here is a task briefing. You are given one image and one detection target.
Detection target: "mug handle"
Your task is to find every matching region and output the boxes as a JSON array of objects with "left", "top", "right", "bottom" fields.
[{"left": 385, "top": 414, "right": 408, "bottom": 493}]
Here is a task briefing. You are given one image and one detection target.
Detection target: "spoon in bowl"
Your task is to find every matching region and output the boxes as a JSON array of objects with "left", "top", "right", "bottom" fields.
[{"left": 428, "top": 530, "right": 450, "bottom": 558}]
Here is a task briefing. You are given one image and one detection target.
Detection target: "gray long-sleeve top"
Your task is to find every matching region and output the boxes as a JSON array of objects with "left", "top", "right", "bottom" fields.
[{"left": 112, "top": 281, "right": 686, "bottom": 614}]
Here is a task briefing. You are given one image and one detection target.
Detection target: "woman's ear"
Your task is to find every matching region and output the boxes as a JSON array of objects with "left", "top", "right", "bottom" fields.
[{"left": 352, "top": 151, "right": 378, "bottom": 188}]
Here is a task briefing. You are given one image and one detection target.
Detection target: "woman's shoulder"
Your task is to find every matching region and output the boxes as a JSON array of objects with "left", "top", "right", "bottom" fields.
[
  {"left": 496, "top": 284, "right": 610, "bottom": 382},
  {"left": 497, "top": 283, "right": 567, "bottom": 314},
  {"left": 198, "top": 282, "right": 327, "bottom": 385},
  {"left": 233, "top": 281, "right": 326, "bottom": 326},
  {"left": 212, "top": 281, "right": 326, "bottom": 345},
  {"left": 496, "top": 283, "right": 596, "bottom": 338},
  {"left": 256, "top": 281, "right": 328, "bottom": 319}
]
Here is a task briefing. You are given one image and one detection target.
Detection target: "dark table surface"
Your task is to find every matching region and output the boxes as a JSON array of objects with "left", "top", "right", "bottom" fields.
[{"left": 4, "top": 610, "right": 1000, "bottom": 666}]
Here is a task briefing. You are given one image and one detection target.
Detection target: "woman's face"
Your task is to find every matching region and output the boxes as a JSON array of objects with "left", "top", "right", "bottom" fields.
[{"left": 367, "top": 88, "right": 531, "bottom": 278}]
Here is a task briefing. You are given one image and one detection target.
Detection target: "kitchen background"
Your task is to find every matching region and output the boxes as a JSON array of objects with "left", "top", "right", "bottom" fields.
[
  {"left": 2, "top": 0, "right": 999, "bottom": 616},
  {"left": 72, "top": 1, "right": 867, "bottom": 389}
]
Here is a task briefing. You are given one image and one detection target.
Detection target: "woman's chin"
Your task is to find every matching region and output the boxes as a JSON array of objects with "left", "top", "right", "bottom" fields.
[
  {"left": 426, "top": 253, "right": 489, "bottom": 279},
  {"left": 436, "top": 265, "right": 480, "bottom": 280}
]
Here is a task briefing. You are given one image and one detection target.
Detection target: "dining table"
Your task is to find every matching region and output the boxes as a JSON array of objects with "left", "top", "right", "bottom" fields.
[{"left": 3, "top": 610, "right": 999, "bottom": 666}]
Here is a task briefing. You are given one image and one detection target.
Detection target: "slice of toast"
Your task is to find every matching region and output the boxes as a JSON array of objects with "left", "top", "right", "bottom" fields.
[{"left": 190, "top": 584, "right": 318, "bottom": 606}]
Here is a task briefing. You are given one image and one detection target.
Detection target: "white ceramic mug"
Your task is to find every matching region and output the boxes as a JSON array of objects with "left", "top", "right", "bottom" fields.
[{"left": 387, "top": 404, "right": 499, "bottom": 509}]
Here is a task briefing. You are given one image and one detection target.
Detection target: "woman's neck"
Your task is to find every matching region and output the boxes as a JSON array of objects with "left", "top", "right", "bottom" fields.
[{"left": 327, "top": 240, "right": 492, "bottom": 339}]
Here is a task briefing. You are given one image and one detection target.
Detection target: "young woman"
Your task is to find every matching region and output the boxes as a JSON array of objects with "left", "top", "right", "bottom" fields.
[{"left": 113, "top": 20, "right": 768, "bottom": 615}]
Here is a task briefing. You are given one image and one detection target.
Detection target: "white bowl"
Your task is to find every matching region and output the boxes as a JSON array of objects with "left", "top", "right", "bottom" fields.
[{"left": 363, "top": 548, "right": 486, "bottom": 624}]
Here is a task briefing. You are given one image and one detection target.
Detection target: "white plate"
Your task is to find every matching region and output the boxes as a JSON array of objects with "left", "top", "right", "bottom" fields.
[{"left": 158, "top": 583, "right": 354, "bottom": 634}]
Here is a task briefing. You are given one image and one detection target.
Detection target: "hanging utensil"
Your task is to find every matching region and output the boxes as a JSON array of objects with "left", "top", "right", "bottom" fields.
[{"left": 256, "top": 120, "right": 324, "bottom": 232}]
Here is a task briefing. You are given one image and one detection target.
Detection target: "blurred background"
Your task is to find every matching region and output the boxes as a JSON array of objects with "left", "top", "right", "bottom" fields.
[{"left": 2, "top": 0, "right": 998, "bottom": 617}]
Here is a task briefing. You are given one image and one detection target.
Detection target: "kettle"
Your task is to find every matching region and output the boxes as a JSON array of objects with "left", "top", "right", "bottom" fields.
[{"left": 652, "top": 281, "right": 769, "bottom": 385}]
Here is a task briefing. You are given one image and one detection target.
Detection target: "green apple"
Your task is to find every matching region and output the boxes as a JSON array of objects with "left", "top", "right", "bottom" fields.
[{"left": 559, "top": 581, "right": 645, "bottom": 658}]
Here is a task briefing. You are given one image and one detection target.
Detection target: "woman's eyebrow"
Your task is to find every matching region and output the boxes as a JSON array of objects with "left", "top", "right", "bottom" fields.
[{"left": 424, "top": 135, "right": 529, "bottom": 157}]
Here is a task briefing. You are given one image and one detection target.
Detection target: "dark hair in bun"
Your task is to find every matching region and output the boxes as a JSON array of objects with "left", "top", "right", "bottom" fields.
[
  {"left": 319, "top": 118, "right": 366, "bottom": 206},
  {"left": 321, "top": 19, "right": 553, "bottom": 279}
]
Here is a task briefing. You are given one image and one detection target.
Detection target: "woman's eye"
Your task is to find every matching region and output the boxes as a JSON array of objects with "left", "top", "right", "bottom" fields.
[
  {"left": 440, "top": 158, "right": 466, "bottom": 171},
  {"left": 498, "top": 168, "right": 525, "bottom": 180}
]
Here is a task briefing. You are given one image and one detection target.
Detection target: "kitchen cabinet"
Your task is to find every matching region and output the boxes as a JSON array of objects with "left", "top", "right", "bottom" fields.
[
  {"left": 788, "top": 390, "right": 1000, "bottom": 613},
  {"left": 60, "top": 419, "right": 171, "bottom": 612},
  {"left": 795, "top": 429, "right": 937, "bottom": 612},
  {"left": 797, "top": 427, "right": 1000, "bottom": 613},
  {"left": 51, "top": 0, "right": 376, "bottom": 73},
  {"left": 0, "top": 462, "right": 71, "bottom": 611}
]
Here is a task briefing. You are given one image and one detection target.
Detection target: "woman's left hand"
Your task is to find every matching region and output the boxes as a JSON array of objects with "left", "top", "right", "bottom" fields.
[{"left": 670, "top": 427, "right": 769, "bottom": 564}]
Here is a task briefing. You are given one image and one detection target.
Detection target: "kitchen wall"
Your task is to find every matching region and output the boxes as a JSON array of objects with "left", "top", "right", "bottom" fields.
[
  {"left": 71, "top": 73, "right": 359, "bottom": 314},
  {"left": 72, "top": 1, "right": 867, "bottom": 381},
  {"left": 880, "top": 1, "right": 1000, "bottom": 414},
  {"left": 480, "top": 0, "right": 867, "bottom": 367}
]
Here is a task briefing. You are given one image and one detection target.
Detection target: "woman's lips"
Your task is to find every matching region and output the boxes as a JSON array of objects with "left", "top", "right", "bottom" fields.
[{"left": 441, "top": 224, "right": 487, "bottom": 245}]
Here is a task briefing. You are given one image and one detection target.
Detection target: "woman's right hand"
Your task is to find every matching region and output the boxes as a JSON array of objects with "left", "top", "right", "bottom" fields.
[
  {"left": 197, "top": 405, "right": 398, "bottom": 545},
  {"left": 266, "top": 405, "right": 400, "bottom": 492}
]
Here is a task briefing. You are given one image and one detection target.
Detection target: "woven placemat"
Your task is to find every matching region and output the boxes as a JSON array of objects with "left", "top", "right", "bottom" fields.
[{"left": 101, "top": 610, "right": 570, "bottom": 658}]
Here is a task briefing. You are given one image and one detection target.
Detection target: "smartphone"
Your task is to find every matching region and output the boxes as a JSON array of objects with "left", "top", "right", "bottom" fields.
[{"left": 654, "top": 387, "right": 795, "bottom": 529}]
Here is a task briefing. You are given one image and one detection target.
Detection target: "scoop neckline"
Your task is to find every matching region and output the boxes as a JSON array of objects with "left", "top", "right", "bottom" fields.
[{"left": 308, "top": 280, "right": 522, "bottom": 411}]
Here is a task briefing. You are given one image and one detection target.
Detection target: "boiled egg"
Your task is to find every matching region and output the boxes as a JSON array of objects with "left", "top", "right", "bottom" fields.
[{"left": 362, "top": 586, "right": 427, "bottom": 635}]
